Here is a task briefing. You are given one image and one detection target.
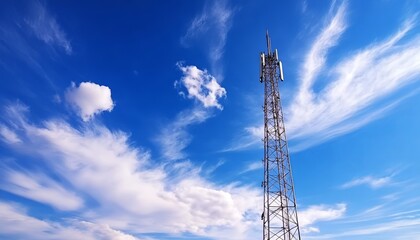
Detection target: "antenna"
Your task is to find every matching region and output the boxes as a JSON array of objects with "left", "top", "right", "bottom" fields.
[
  {"left": 260, "top": 53, "right": 265, "bottom": 82},
  {"left": 266, "top": 30, "right": 271, "bottom": 54},
  {"left": 279, "top": 60, "right": 284, "bottom": 81}
]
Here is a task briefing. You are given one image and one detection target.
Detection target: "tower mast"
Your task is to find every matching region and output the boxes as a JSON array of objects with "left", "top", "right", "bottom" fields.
[{"left": 260, "top": 31, "right": 301, "bottom": 240}]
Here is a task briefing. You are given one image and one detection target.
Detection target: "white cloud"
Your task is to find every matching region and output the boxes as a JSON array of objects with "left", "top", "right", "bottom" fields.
[
  {"left": 176, "top": 64, "right": 227, "bottom": 109},
  {"left": 0, "top": 169, "right": 84, "bottom": 211},
  {"left": 0, "top": 201, "right": 138, "bottom": 240},
  {"left": 341, "top": 175, "right": 392, "bottom": 189},
  {"left": 0, "top": 103, "right": 261, "bottom": 239},
  {"left": 65, "top": 82, "right": 115, "bottom": 121},
  {"left": 299, "top": 203, "right": 347, "bottom": 234},
  {"left": 26, "top": 1, "right": 72, "bottom": 54},
  {"left": 0, "top": 124, "right": 21, "bottom": 144}
]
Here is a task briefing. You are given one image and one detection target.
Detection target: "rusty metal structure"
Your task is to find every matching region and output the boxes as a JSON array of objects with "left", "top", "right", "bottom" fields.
[{"left": 260, "top": 31, "right": 301, "bottom": 240}]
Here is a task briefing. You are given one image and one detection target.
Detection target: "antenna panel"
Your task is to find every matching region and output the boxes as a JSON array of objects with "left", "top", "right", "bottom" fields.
[{"left": 279, "top": 60, "right": 284, "bottom": 81}]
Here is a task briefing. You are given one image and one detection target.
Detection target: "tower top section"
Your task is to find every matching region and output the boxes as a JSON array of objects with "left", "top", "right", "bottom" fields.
[{"left": 260, "top": 31, "right": 284, "bottom": 82}]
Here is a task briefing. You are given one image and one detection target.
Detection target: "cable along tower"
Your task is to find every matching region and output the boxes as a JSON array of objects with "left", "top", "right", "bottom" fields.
[{"left": 260, "top": 31, "right": 301, "bottom": 240}]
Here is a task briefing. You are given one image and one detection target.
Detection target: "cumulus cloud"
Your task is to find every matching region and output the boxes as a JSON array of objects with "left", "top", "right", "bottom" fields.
[
  {"left": 175, "top": 64, "right": 226, "bottom": 109},
  {"left": 65, "top": 82, "right": 115, "bottom": 121},
  {"left": 26, "top": 1, "right": 72, "bottom": 54}
]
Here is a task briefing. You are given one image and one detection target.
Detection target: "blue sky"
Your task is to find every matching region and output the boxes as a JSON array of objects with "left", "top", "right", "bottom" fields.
[{"left": 0, "top": 0, "right": 420, "bottom": 239}]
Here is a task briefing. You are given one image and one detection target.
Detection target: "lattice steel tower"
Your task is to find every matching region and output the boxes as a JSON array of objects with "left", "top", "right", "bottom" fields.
[{"left": 259, "top": 31, "right": 301, "bottom": 240}]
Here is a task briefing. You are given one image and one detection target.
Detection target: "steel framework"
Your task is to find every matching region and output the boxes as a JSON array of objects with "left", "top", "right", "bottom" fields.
[{"left": 260, "top": 31, "right": 301, "bottom": 240}]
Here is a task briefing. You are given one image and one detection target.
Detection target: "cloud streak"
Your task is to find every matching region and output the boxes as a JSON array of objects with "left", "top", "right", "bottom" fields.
[
  {"left": 0, "top": 124, "right": 21, "bottom": 144},
  {"left": 295, "top": 1, "right": 347, "bottom": 107},
  {"left": 341, "top": 175, "right": 392, "bottom": 189},
  {"left": 26, "top": 1, "right": 72, "bottom": 54},
  {"left": 299, "top": 204, "right": 346, "bottom": 234},
  {"left": 0, "top": 169, "right": 84, "bottom": 211},
  {"left": 181, "top": 0, "right": 234, "bottom": 79},
  {"left": 240, "top": 161, "right": 263, "bottom": 174},
  {"left": 155, "top": 107, "right": 211, "bottom": 161},
  {"left": 305, "top": 217, "right": 420, "bottom": 240},
  {"left": 0, "top": 201, "right": 138, "bottom": 240}
]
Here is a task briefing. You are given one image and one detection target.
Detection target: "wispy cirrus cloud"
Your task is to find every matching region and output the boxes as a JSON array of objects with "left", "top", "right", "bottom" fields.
[
  {"left": 229, "top": 2, "right": 420, "bottom": 152},
  {"left": 26, "top": 1, "right": 72, "bottom": 54},
  {"left": 0, "top": 1, "right": 72, "bottom": 91},
  {"left": 294, "top": 1, "right": 347, "bottom": 107},
  {"left": 181, "top": 0, "right": 234, "bottom": 79},
  {"left": 299, "top": 204, "right": 347, "bottom": 234},
  {"left": 341, "top": 175, "right": 393, "bottom": 189},
  {"left": 0, "top": 124, "right": 21, "bottom": 144},
  {"left": 0, "top": 168, "right": 84, "bottom": 211},
  {"left": 240, "top": 161, "right": 263, "bottom": 174},
  {"left": 155, "top": 107, "right": 211, "bottom": 161},
  {"left": 305, "top": 215, "right": 420, "bottom": 240}
]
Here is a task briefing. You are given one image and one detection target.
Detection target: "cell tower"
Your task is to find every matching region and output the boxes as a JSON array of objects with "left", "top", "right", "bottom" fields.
[{"left": 259, "top": 30, "right": 301, "bottom": 240}]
